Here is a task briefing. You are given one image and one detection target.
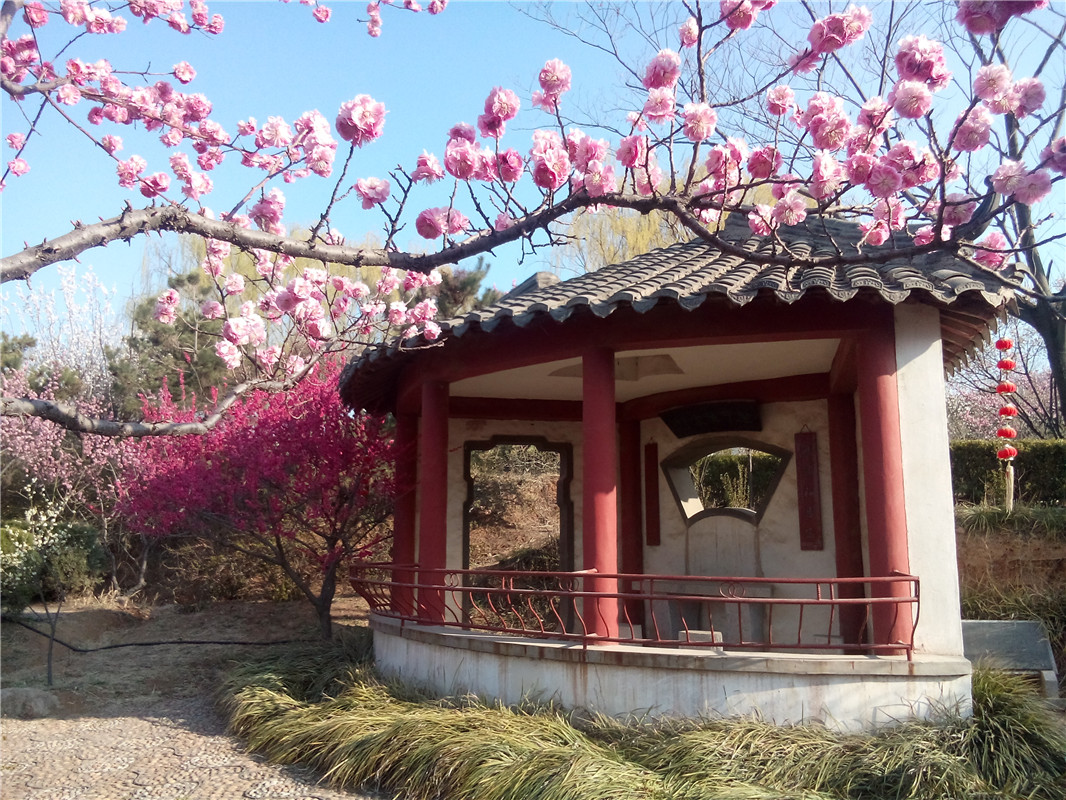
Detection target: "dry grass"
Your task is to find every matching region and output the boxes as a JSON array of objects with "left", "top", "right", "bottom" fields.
[{"left": 222, "top": 641, "right": 1066, "bottom": 800}]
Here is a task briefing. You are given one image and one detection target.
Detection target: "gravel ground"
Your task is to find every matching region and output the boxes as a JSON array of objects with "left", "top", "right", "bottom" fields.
[
  {"left": 0, "top": 695, "right": 374, "bottom": 800},
  {"left": 1, "top": 600, "right": 381, "bottom": 800}
]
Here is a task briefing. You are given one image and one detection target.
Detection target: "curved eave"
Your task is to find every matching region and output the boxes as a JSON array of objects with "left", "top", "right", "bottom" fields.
[{"left": 340, "top": 284, "right": 1008, "bottom": 415}]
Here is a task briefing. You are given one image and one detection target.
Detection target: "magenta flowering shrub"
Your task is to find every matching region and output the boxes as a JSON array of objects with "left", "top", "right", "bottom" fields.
[
  {"left": 116, "top": 359, "right": 396, "bottom": 636},
  {"left": 1, "top": 0, "right": 1064, "bottom": 436}
]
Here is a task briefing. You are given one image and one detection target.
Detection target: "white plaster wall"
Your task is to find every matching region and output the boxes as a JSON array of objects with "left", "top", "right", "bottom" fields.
[
  {"left": 893, "top": 304, "right": 965, "bottom": 656},
  {"left": 375, "top": 621, "right": 972, "bottom": 733},
  {"left": 642, "top": 403, "right": 841, "bottom": 647}
]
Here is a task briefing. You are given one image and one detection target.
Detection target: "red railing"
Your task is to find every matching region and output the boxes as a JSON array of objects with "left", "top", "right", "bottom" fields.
[{"left": 349, "top": 563, "right": 919, "bottom": 659}]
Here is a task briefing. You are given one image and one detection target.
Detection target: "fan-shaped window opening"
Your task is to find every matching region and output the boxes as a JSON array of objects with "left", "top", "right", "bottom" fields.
[{"left": 662, "top": 438, "right": 791, "bottom": 524}]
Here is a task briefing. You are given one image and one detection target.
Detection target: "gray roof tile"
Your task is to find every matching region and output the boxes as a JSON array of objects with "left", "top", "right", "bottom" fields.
[{"left": 342, "top": 214, "right": 1012, "bottom": 408}]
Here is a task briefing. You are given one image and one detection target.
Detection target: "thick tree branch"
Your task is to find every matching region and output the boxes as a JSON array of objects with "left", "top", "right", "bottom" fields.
[{"left": 1, "top": 376, "right": 290, "bottom": 436}]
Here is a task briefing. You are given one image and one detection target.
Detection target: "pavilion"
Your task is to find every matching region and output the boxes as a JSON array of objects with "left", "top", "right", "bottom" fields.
[{"left": 342, "top": 215, "right": 1010, "bottom": 731}]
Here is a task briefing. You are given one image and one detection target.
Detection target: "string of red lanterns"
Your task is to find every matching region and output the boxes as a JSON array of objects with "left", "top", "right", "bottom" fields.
[{"left": 995, "top": 337, "right": 1017, "bottom": 511}]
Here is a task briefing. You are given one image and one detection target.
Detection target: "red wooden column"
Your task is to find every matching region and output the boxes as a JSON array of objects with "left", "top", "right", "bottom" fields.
[
  {"left": 419, "top": 380, "right": 450, "bottom": 622},
  {"left": 582, "top": 348, "right": 620, "bottom": 640},
  {"left": 827, "top": 393, "right": 867, "bottom": 649},
  {"left": 855, "top": 322, "right": 913, "bottom": 652},
  {"left": 618, "top": 419, "right": 644, "bottom": 629},
  {"left": 391, "top": 413, "right": 418, "bottom": 616}
]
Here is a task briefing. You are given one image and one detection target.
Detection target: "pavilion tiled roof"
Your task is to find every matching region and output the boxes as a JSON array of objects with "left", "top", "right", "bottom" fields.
[{"left": 341, "top": 215, "right": 1012, "bottom": 411}]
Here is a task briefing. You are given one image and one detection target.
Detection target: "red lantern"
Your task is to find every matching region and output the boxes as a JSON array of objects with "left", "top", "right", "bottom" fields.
[
  {"left": 996, "top": 358, "right": 1017, "bottom": 371},
  {"left": 997, "top": 426, "right": 1017, "bottom": 439},
  {"left": 999, "top": 404, "right": 1019, "bottom": 417},
  {"left": 997, "top": 445, "right": 1018, "bottom": 460},
  {"left": 995, "top": 338, "right": 1014, "bottom": 351},
  {"left": 996, "top": 381, "right": 1017, "bottom": 394}
]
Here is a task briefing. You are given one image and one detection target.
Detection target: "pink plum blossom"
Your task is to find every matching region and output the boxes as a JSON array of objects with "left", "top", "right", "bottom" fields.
[
  {"left": 974, "top": 231, "right": 1010, "bottom": 268},
  {"left": 153, "top": 288, "right": 179, "bottom": 324},
  {"left": 721, "top": 0, "right": 773, "bottom": 31},
  {"left": 7, "top": 157, "right": 29, "bottom": 176},
  {"left": 890, "top": 79, "right": 932, "bottom": 119},
  {"left": 865, "top": 162, "right": 902, "bottom": 198},
  {"left": 201, "top": 300, "right": 225, "bottom": 319},
  {"left": 1041, "top": 137, "right": 1066, "bottom": 174},
  {"left": 139, "top": 171, "right": 170, "bottom": 197},
  {"left": 412, "top": 151, "right": 444, "bottom": 183},
  {"left": 23, "top": 1, "right": 48, "bottom": 27},
  {"left": 991, "top": 160, "right": 1027, "bottom": 196},
  {"left": 534, "top": 58, "right": 571, "bottom": 111},
  {"left": 748, "top": 205, "right": 776, "bottom": 236},
  {"left": 444, "top": 136, "right": 479, "bottom": 180},
  {"left": 496, "top": 148, "right": 524, "bottom": 182},
  {"left": 941, "top": 193, "right": 977, "bottom": 227},
  {"left": 913, "top": 225, "right": 936, "bottom": 246},
  {"left": 313, "top": 5, "right": 331, "bottom": 23},
  {"left": 643, "top": 49, "right": 681, "bottom": 90},
  {"left": 894, "top": 35, "right": 950, "bottom": 90},
  {"left": 680, "top": 103, "right": 717, "bottom": 143},
  {"left": 974, "top": 64, "right": 1012, "bottom": 102},
  {"left": 617, "top": 135, "right": 647, "bottom": 169},
  {"left": 747, "top": 146, "right": 781, "bottom": 179},
  {"left": 766, "top": 85, "right": 795, "bottom": 116},
  {"left": 6, "top": 132, "right": 25, "bottom": 150},
  {"left": 529, "top": 130, "right": 570, "bottom": 191},
  {"left": 810, "top": 151, "right": 843, "bottom": 198},
  {"left": 484, "top": 86, "right": 520, "bottom": 120},
  {"left": 415, "top": 206, "right": 468, "bottom": 239},
  {"left": 216, "top": 340, "right": 242, "bottom": 369},
  {"left": 249, "top": 187, "right": 286, "bottom": 233},
  {"left": 643, "top": 88, "right": 676, "bottom": 125},
  {"left": 679, "top": 17, "right": 699, "bottom": 48},
  {"left": 256, "top": 346, "right": 281, "bottom": 370},
  {"left": 223, "top": 273, "right": 246, "bottom": 296},
  {"left": 952, "top": 104, "right": 993, "bottom": 152},
  {"left": 807, "top": 5, "right": 871, "bottom": 55},
  {"left": 1013, "top": 169, "right": 1052, "bottom": 205},
  {"left": 56, "top": 84, "right": 81, "bottom": 104},
  {"left": 857, "top": 96, "right": 894, "bottom": 134},
  {"left": 581, "top": 160, "right": 616, "bottom": 197},
  {"left": 173, "top": 61, "right": 196, "bottom": 84},
  {"left": 771, "top": 191, "right": 807, "bottom": 226},
  {"left": 355, "top": 176, "right": 391, "bottom": 208},
  {"left": 1013, "top": 77, "right": 1045, "bottom": 118},
  {"left": 335, "top": 94, "right": 386, "bottom": 147},
  {"left": 859, "top": 218, "right": 890, "bottom": 246}
]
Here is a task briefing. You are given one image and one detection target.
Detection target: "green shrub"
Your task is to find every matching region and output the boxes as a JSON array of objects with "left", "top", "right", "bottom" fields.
[
  {"left": 1, "top": 516, "right": 107, "bottom": 613},
  {"left": 951, "top": 440, "right": 1066, "bottom": 506}
]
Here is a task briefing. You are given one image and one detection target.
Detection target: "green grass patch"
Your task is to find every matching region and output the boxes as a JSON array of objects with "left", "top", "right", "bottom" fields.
[
  {"left": 222, "top": 638, "right": 1065, "bottom": 800},
  {"left": 955, "top": 504, "right": 1066, "bottom": 540}
]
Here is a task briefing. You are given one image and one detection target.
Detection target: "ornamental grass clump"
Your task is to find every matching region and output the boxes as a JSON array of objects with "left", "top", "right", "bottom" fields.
[
  {"left": 960, "top": 667, "right": 1066, "bottom": 799},
  {"left": 224, "top": 643, "right": 1066, "bottom": 800}
]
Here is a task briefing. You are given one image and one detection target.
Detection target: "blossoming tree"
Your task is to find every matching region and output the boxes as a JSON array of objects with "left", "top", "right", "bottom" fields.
[
  {"left": 1, "top": 0, "right": 1063, "bottom": 435},
  {"left": 115, "top": 360, "right": 396, "bottom": 637}
]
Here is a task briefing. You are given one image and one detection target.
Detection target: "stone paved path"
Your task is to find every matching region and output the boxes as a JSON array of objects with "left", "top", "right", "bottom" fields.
[{"left": 1, "top": 696, "right": 374, "bottom": 800}]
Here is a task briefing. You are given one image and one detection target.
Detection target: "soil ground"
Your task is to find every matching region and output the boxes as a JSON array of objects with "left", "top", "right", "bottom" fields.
[{"left": 0, "top": 596, "right": 376, "bottom": 800}]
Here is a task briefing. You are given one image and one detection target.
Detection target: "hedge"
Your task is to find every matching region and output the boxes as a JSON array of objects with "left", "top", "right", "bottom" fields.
[{"left": 951, "top": 439, "right": 1066, "bottom": 506}]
